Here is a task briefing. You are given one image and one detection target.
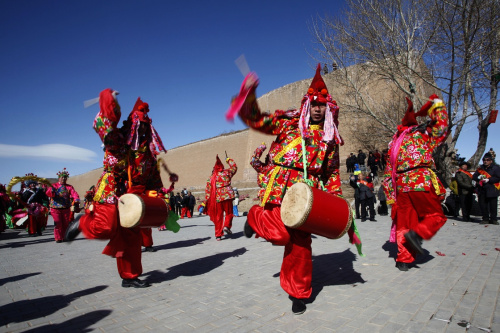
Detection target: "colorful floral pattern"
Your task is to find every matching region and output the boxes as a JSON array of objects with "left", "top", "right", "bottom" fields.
[
  {"left": 46, "top": 182, "right": 80, "bottom": 209},
  {"left": 205, "top": 159, "right": 237, "bottom": 202},
  {"left": 240, "top": 106, "right": 342, "bottom": 206},
  {"left": 383, "top": 102, "right": 448, "bottom": 203}
]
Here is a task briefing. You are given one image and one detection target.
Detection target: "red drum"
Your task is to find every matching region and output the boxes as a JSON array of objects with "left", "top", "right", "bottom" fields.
[
  {"left": 281, "top": 182, "right": 352, "bottom": 239},
  {"left": 118, "top": 194, "right": 170, "bottom": 228}
]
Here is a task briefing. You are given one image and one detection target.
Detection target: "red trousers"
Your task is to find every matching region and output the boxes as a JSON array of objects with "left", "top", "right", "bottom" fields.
[
  {"left": 80, "top": 203, "right": 143, "bottom": 279},
  {"left": 395, "top": 191, "right": 447, "bottom": 263},
  {"left": 211, "top": 199, "right": 234, "bottom": 238},
  {"left": 51, "top": 208, "right": 71, "bottom": 242},
  {"left": 27, "top": 214, "right": 43, "bottom": 235},
  {"left": 141, "top": 228, "right": 153, "bottom": 247},
  {"left": 180, "top": 207, "right": 192, "bottom": 219},
  {"left": 248, "top": 204, "right": 312, "bottom": 299}
]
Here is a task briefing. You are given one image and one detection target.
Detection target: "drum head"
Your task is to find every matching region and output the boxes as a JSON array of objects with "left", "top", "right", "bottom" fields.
[
  {"left": 281, "top": 182, "right": 313, "bottom": 228},
  {"left": 118, "top": 194, "right": 144, "bottom": 228}
]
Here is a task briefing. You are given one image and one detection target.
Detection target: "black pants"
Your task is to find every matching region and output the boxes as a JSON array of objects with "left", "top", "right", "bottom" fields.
[
  {"left": 354, "top": 197, "right": 360, "bottom": 218},
  {"left": 361, "top": 198, "right": 375, "bottom": 220},
  {"left": 379, "top": 200, "right": 388, "bottom": 215},
  {"left": 459, "top": 192, "right": 473, "bottom": 220},
  {"left": 478, "top": 194, "right": 498, "bottom": 222},
  {"left": 451, "top": 194, "right": 461, "bottom": 217}
]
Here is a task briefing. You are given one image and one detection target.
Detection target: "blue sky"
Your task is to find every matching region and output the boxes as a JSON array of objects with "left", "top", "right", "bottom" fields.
[{"left": 0, "top": 0, "right": 497, "bottom": 186}]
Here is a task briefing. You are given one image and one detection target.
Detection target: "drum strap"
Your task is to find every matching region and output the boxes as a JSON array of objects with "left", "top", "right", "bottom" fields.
[
  {"left": 93, "top": 173, "right": 111, "bottom": 201},
  {"left": 301, "top": 138, "right": 325, "bottom": 190},
  {"left": 260, "top": 137, "right": 303, "bottom": 207}
]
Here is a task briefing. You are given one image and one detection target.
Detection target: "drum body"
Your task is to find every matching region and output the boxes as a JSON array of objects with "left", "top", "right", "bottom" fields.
[
  {"left": 281, "top": 182, "right": 352, "bottom": 239},
  {"left": 118, "top": 194, "right": 169, "bottom": 228}
]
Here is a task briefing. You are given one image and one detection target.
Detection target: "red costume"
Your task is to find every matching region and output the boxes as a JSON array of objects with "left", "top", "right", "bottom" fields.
[
  {"left": 383, "top": 96, "right": 448, "bottom": 268},
  {"left": 76, "top": 89, "right": 169, "bottom": 286},
  {"left": 205, "top": 156, "right": 237, "bottom": 240},
  {"left": 46, "top": 169, "right": 80, "bottom": 242},
  {"left": 227, "top": 65, "right": 359, "bottom": 314}
]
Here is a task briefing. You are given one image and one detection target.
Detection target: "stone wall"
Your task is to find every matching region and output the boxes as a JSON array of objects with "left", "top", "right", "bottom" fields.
[{"left": 69, "top": 67, "right": 417, "bottom": 213}]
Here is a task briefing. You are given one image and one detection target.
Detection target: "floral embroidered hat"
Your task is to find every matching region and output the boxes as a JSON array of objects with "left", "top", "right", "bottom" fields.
[
  {"left": 124, "top": 97, "right": 166, "bottom": 155},
  {"left": 298, "top": 64, "right": 342, "bottom": 144},
  {"left": 57, "top": 168, "right": 69, "bottom": 178}
]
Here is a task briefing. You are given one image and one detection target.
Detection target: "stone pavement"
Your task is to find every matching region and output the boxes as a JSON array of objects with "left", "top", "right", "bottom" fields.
[{"left": 0, "top": 212, "right": 499, "bottom": 332}]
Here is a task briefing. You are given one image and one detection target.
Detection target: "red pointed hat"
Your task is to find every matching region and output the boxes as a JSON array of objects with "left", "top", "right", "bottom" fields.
[
  {"left": 129, "top": 97, "right": 151, "bottom": 124},
  {"left": 213, "top": 155, "right": 224, "bottom": 173},
  {"left": 401, "top": 97, "right": 418, "bottom": 127},
  {"left": 305, "top": 64, "right": 330, "bottom": 104},
  {"left": 93, "top": 88, "right": 121, "bottom": 142},
  {"left": 298, "top": 64, "right": 343, "bottom": 144},
  {"left": 125, "top": 97, "right": 166, "bottom": 154}
]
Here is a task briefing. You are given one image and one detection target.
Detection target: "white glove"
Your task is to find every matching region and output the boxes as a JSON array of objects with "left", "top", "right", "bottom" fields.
[{"left": 483, "top": 179, "right": 489, "bottom": 183}]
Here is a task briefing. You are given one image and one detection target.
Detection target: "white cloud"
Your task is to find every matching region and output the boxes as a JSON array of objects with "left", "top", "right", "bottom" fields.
[{"left": 0, "top": 143, "right": 97, "bottom": 162}]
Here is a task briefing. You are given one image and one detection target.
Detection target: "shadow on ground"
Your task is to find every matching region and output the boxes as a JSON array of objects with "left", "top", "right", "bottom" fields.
[
  {"left": 310, "top": 249, "right": 366, "bottom": 302},
  {"left": 21, "top": 310, "right": 112, "bottom": 333},
  {"left": 0, "top": 285, "right": 108, "bottom": 326},
  {"left": 144, "top": 247, "right": 247, "bottom": 284},
  {"left": 154, "top": 237, "right": 211, "bottom": 251},
  {"left": 382, "top": 240, "right": 435, "bottom": 267},
  {"left": 0, "top": 272, "right": 41, "bottom": 287}
]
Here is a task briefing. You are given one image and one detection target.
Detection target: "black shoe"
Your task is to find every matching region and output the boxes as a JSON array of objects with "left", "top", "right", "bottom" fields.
[
  {"left": 370, "top": 218, "right": 377, "bottom": 222},
  {"left": 223, "top": 226, "right": 232, "bottom": 235},
  {"left": 291, "top": 297, "right": 306, "bottom": 315},
  {"left": 143, "top": 246, "right": 157, "bottom": 252},
  {"left": 480, "top": 220, "right": 488, "bottom": 225},
  {"left": 55, "top": 240, "right": 63, "bottom": 243},
  {"left": 64, "top": 215, "right": 81, "bottom": 242},
  {"left": 490, "top": 220, "right": 499, "bottom": 225},
  {"left": 361, "top": 219, "right": 366, "bottom": 222},
  {"left": 243, "top": 220, "right": 254, "bottom": 238},
  {"left": 395, "top": 262, "right": 409, "bottom": 271},
  {"left": 121, "top": 278, "right": 150, "bottom": 288},
  {"left": 404, "top": 230, "right": 424, "bottom": 255}
]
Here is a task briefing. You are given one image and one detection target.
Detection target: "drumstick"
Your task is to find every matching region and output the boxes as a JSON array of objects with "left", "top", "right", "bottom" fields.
[
  {"left": 83, "top": 97, "right": 100, "bottom": 108},
  {"left": 235, "top": 54, "right": 250, "bottom": 77},
  {"left": 158, "top": 158, "right": 179, "bottom": 183}
]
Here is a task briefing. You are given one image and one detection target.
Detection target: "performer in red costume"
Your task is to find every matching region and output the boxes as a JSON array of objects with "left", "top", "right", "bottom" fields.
[
  {"left": 382, "top": 95, "right": 448, "bottom": 271},
  {"left": 46, "top": 169, "right": 80, "bottom": 243},
  {"left": 205, "top": 156, "right": 237, "bottom": 240},
  {"left": 124, "top": 100, "right": 165, "bottom": 253},
  {"left": 65, "top": 89, "right": 176, "bottom": 288},
  {"left": 227, "top": 65, "right": 349, "bottom": 315}
]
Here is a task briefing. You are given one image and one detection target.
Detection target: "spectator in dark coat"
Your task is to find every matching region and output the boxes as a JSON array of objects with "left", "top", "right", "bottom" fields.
[
  {"left": 377, "top": 186, "right": 388, "bottom": 216},
  {"left": 188, "top": 191, "right": 196, "bottom": 217},
  {"left": 455, "top": 161, "right": 475, "bottom": 222},
  {"left": 349, "top": 174, "right": 361, "bottom": 219},
  {"left": 357, "top": 150, "right": 366, "bottom": 167},
  {"left": 175, "top": 193, "right": 182, "bottom": 215},
  {"left": 367, "top": 152, "right": 378, "bottom": 179},
  {"left": 357, "top": 173, "right": 376, "bottom": 222},
  {"left": 473, "top": 152, "right": 500, "bottom": 225}
]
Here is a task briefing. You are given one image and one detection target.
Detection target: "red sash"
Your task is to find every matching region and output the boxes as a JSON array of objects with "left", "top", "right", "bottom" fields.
[
  {"left": 457, "top": 168, "right": 473, "bottom": 178},
  {"left": 477, "top": 168, "right": 500, "bottom": 190}
]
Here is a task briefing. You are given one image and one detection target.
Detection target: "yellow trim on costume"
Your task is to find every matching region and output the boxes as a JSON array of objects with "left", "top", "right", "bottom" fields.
[
  {"left": 428, "top": 101, "right": 445, "bottom": 116},
  {"left": 261, "top": 166, "right": 280, "bottom": 207},
  {"left": 260, "top": 136, "right": 304, "bottom": 206},
  {"left": 428, "top": 169, "right": 441, "bottom": 195},
  {"left": 272, "top": 137, "right": 302, "bottom": 163},
  {"left": 309, "top": 125, "right": 322, "bottom": 131},
  {"left": 93, "top": 173, "right": 110, "bottom": 201}
]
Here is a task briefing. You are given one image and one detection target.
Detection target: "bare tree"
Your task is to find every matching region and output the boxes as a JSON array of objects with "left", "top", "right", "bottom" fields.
[{"left": 311, "top": 0, "right": 499, "bottom": 174}]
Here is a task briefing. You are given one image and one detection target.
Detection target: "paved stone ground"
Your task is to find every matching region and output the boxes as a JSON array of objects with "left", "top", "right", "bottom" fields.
[{"left": 0, "top": 211, "right": 499, "bottom": 332}]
